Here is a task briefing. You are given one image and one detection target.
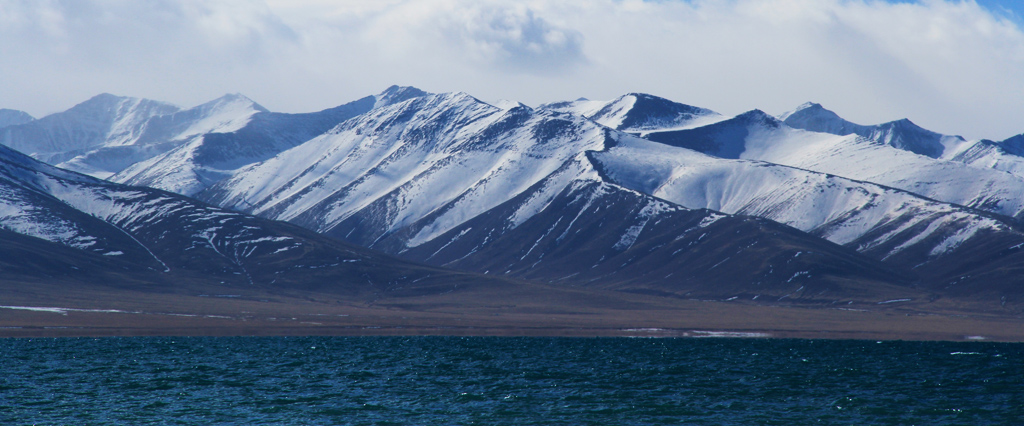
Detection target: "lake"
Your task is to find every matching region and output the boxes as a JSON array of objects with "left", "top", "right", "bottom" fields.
[{"left": 1, "top": 336, "right": 1020, "bottom": 425}]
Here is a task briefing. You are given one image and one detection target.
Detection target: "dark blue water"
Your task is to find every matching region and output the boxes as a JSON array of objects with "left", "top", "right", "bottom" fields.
[{"left": 1, "top": 337, "right": 1021, "bottom": 425}]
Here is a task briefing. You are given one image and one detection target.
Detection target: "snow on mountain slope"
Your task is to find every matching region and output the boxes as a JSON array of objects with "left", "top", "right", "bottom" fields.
[
  {"left": 779, "top": 102, "right": 1024, "bottom": 185},
  {"left": 0, "top": 144, "right": 165, "bottom": 267},
  {"left": 109, "top": 98, "right": 371, "bottom": 196},
  {"left": 590, "top": 134, "right": 1015, "bottom": 267},
  {"left": 0, "top": 109, "right": 34, "bottom": 129},
  {"left": 643, "top": 109, "right": 1024, "bottom": 220},
  {"left": 54, "top": 94, "right": 267, "bottom": 178},
  {"left": 201, "top": 93, "right": 608, "bottom": 248},
  {"left": 777, "top": 102, "right": 870, "bottom": 135},
  {"left": 941, "top": 134, "right": 1024, "bottom": 182},
  {"left": 373, "top": 85, "right": 430, "bottom": 109},
  {"left": 541, "top": 93, "right": 724, "bottom": 133},
  {"left": 197, "top": 90, "right": 1024, "bottom": 299},
  {"left": 0, "top": 142, "right": 509, "bottom": 295},
  {"left": 0, "top": 93, "right": 271, "bottom": 179},
  {"left": 200, "top": 92, "right": 917, "bottom": 299},
  {"left": 109, "top": 86, "right": 431, "bottom": 196},
  {"left": 400, "top": 173, "right": 909, "bottom": 301},
  {"left": 779, "top": 102, "right": 971, "bottom": 159},
  {"left": 0, "top": 94, "right": 181, "bottom": 167}
]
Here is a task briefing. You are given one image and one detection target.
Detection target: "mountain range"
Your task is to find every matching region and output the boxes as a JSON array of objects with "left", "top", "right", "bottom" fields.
[{"left": 3, "top": 86, "right": 1024, "bottom": 336}]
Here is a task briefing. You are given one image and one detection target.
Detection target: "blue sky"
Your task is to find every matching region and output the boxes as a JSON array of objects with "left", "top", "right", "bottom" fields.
[
  {"left": 974, "top": 0, "right": 1024, "bottom": 22},
  {"left": 885, "top": 0, "right": 1023, "bottom": 19},
  {"left": 1, "top": 0, "right": 1023, "bottom": 140}
]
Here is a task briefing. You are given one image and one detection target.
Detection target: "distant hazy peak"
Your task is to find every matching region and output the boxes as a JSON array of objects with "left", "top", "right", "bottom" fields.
[
  {"left": 724, "top": 109, "right": 784, "bottom": 130},
  {"left": 779, "top": 102, "right": 964, "bottom": 158},
  {"left": 779, "top": 102, "right": 873, "bottom": 137},
  {"left": 877, "top": 118, "right": 930, "bottom": 133},
  {"left": 540, "top": 93, "right": 718, "bottom": 133},
  {"left": 197, "top": 93, "right": 269, "bottom": 113},
  {"left": 68, "top": 93, "right": 178, "bottom": 113},
  {"left": 374, "top": 85, "right": 431, "bottom": 109},
  {"left": 83, "top": 92, "right": 128, "bottom": 104},
  {"left": 491, "top": 99, "right": 531, "bottom": 110},
  {"left": 0, "top": 109, "right": 35, "bottom": 129},
  {"left": 779, "top": 102, "right": 853, "bottom": 124},
  {"left": 778, "top": 102, "right": 830, "bottom": 121}
]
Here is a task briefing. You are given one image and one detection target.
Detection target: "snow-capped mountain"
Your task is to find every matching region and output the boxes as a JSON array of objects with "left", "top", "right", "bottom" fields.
[
  {"left": 535, "top": 96, "right": 1024, "bottom": 258},
  {"left": 0, "top": 86, "right": 430, "bottom": 197},
  {"left": 55, "top": 93, "right": 268, "bottom": 179},
  {"left": 0, "top": 109, "right": 34, "bottom": 129},
  {"left": 0, "top": 141, "right": 510, "bottom": 296},
  {"left": 393, "top": 167, "right": 908, "bottom": 300},
  {"left": 587, "top": 133, "right": 1024, "bottom": 295},
  {"left": 0, "top": 92, "right": 268, "bottom": 179},
  {"left": 196, "top": 91, "right": 1024, "bottom": 300},
  {"left": 0, "top": 94, "right": 181, "bottom": 169},
  {"left": 938, "top": 133, "right": 1024, "bottom": 182},
  {"left": 109, "top": 86, "right": 429, "bottom": 196},
  {"left": 614, "top": 103, "right": 1024, "bottom": 221},
  {"left": 541, "top": 93, "right": 724, "bottom": 133},
  {"left": 7, "top": 87, "right": 1024, "bottom": 306},
  {"left": 779, "top": 102, "right": 969, "bottom": 158},
  {"left": 778, "top": 102, "right": 1024, "bottom": 193}
]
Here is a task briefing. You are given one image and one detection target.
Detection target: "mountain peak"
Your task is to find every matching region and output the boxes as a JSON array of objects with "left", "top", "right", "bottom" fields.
[
  {"left": 621, "top": 92, "right": 688, "bottom": 105},
  {"left": 780, "top": 104, "right": 960, "bottom": 158},
  {"left": 622, "top": 92, "right": 653, "bottom": 100},
  {"left": 0, "top": 109, "right": 35, "bottom": 129},
  {"left": 778, "top": 102, "right": 838, "bottom": 122},
  {"left": 374, "top": 85, "right": 430, "bottom": 109},
  {"left": 736, "top": 109, "right": 780, "bottom": 125},
  {"left": 588, "top": 93, "right": 717, "bottom": 132},
  {"left": 875, "top": 118, "right": 940, "bottom": 138},
  {"left": 492, "top": 99, "right": 530, "bottom": 111},
  {"left": 71, "top": 93, "right": 135, "bottom": 111},
  {"left": 89, "top": 92, "right": 126, "bottom": 101},
  {"left": 994, "top": 133, "right": 1024, "bottom": 156},
  {"left": 202, "top": 93, "right": 269, "bottom": 113},
  {"left": 778, "top": 102, "right": 869, "bottom": 138},
  {"left": 888, "top": 118, "right": 918, "bottom": 128}
]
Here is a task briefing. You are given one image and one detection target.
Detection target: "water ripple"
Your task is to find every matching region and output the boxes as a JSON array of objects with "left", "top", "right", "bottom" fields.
[{"left": 0, "top": 337, "right": 1021, "bottom": 425}]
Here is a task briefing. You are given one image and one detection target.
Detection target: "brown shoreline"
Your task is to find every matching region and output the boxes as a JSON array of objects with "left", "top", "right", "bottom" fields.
[
  {"left": 2, "top": 296, "right": 1021, "bottom": 342},
  {"left": 3, "top": 278, "right": 1022, "bottom": 342},
  {"left": 2, "top": 326, "right": 1020, "bottom": 342}
]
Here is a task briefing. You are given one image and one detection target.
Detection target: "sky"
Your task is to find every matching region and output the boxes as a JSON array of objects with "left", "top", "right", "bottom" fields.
[{"left": 1, "top": 0, "right": 1023, "bottom": 140}]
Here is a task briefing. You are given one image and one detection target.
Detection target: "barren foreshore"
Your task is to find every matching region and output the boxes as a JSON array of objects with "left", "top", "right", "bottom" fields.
[{"left": 2, "top": 282, "right": 1021, "bottom": 341}]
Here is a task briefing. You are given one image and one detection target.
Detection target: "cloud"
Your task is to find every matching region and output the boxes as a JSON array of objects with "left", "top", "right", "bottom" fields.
[
  {"left": 262, "top": 0, "right": 587, "bottom": 74},
  {"left": 546, "top": 0, "right": 1024, "bottom": 139},
  {"left": 0, "top": 0, "right": 299, "bottom": 112},
  {"left": 424, "top": 2, "right": 587, "bottom": 74},
  {"left": 1, "top": 0, "right": 1023, "bottom": 140}
]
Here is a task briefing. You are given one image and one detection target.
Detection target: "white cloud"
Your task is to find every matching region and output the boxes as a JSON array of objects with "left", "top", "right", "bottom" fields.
[
  {"left": 1, "top": 0, "right": 1022, "bottom": 140},
  {"left": 382, "top": 1, "right": 586, "bottom": 74}
]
